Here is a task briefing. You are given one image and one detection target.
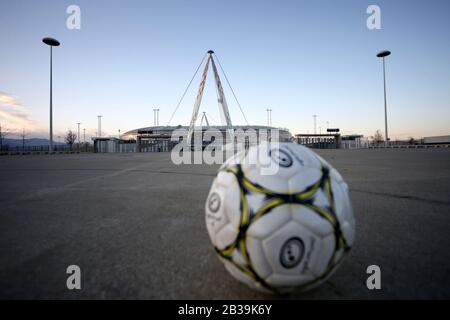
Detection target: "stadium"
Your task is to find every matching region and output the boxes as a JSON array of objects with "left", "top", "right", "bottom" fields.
[
  {"left": 94, "top": 51, "right": 294, "bottom": 153},
  {"left": 119, "top": 125, "right": 293, "bottom": 152}
]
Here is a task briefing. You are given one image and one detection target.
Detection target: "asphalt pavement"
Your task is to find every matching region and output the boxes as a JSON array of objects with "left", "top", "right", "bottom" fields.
[{"left": 1, "top": 148, "right": 449, "bottom": 299}]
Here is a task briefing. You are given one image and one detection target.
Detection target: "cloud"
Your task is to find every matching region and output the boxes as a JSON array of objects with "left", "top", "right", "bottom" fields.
[
  {"left": 0, "top": 91, "right": 22, "bottom": 108},
  {"left": 0, "top": 109, "right": 32, "bottom": 125},
  {"left": 0, "top": 91, "right": 36, "bottom": 132}
]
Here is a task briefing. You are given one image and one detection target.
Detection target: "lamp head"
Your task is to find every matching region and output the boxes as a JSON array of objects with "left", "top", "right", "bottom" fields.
[
  {"left": 377, "top": 50, "right": 391, "bottom": 58},
  {"left": 42, "top": 37, "right": 60, "bottom": 46}
]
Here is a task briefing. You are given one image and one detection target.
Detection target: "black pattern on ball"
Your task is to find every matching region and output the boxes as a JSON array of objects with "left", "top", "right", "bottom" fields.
[
  {"left": 270, "top": 148, "right": 293, "bottom": 168},
  {"left": 208, "top": 192, "right": 221, "bottom": 213},
  {"left": 280, "top": 237, "right": 305, "bottom": 269}
]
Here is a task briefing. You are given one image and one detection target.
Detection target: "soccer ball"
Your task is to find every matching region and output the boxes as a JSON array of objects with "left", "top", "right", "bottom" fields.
[{"left": 205, "top": 143, "right": 355, "bottom": 293}]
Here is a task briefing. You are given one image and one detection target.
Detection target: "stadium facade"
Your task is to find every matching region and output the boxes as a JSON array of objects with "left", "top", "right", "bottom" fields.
[
  {"left": 119, "top": 125, "right": 293, "bottom": 152},
  {"left": 122, "top": 125, "right": 292, "bottom": 141}
]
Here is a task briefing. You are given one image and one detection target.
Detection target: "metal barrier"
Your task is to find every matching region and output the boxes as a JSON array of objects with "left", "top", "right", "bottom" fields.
[
  {"left": 138, "top": 140, "right": 177, "bottom": 152},
  {"left": 341, "top": 141, "right": 370, "bottom": 149},
  {"left": 368, "top": 144, "right": 450, "bottom": 149},
  {"left": 0, "top": 144, "right": 94, "bottom": 155}
]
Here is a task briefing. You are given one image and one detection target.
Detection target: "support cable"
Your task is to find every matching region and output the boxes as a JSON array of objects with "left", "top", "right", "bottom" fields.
[
  {"left": 166, "top": 53, "right": 207, "bottom": 126},
  {"left": 213, "top": 53, "right": 250, "bottom": 126},
  {"left": 205, "top": 112, "right": 219, "bottom": 125}
]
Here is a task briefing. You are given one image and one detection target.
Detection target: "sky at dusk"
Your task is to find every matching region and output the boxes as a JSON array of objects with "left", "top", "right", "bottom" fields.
[{"left": 0, "top": 0, "right": 449, "bottom": 140}]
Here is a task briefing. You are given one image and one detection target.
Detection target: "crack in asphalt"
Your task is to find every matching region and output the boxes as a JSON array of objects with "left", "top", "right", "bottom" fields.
[{"left": 350, "top": 188, "right": 450, "bottom": 206}]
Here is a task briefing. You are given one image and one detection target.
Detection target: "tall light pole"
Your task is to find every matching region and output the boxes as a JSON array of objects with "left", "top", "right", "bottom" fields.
[
  {"left": 153, "top": 108, "right": 160, "bottom": 126},
  {"left": 266, "top": 108, "right": 272, "bottom": 127},
  {"left": 377, "top": 50, "right": 391, "bottom": 143},
  {"left": 97, "top": 115, "right": 102, "bottom": 137},
  {"left": 42, "top": 37, "right": 60, "bottom": 152},
  {"left": 77, "top": 122, "right": 81, "bottom": 144},
  {"left": 83, "top": 128, "right": 86, "bottom": 143},
  {"left": 313, "top": 115, "right": 317, "bottom": 134}
]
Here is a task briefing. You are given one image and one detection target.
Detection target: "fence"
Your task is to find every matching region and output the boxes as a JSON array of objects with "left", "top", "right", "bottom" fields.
[
  {"left": 340, "top": 141, "right": 450, "bottom": 149},
  {"left": 0, "top": 143, "right": 94, "bottom": 155},
  {"left": 368, "top": 144, "right": 450, "bottom": 149},
  {"left": 341, "top": 140, "right": 370, "bottom": 149},
  {"left": 138, "top": 140, "right": 177, "bottom": 152}
]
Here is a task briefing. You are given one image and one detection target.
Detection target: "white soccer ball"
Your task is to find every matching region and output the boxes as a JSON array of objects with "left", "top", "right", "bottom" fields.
[{"left": 205, "top": 142, "right": 355, "bottom": 293}]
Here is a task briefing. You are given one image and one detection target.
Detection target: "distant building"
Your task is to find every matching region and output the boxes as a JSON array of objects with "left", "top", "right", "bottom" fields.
[
  {"left": 92, "top": 126, "right": 292, "bottom": 153},
  {"left": 341, "top": 135, "right": 369, "bottom": 149},
  {"left": 122, "top": 125, "right": 293, "bottom": 152},
  {"left": 295, "top": 133, "right": 341, "bottom": 149},
  {"left": 422, "top": 135, "right": 450, "bottom": 144},
  {"left": 93, "top": 137, "right": 137, "bottom": 153}
]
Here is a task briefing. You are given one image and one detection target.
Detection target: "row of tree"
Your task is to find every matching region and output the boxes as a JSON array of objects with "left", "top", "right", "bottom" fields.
[
  {"left": 0, "top": 122, "right": 84, "bottom": 151},
  {"left": 371, "top": 130, "right": 417, "bottom": 145}
]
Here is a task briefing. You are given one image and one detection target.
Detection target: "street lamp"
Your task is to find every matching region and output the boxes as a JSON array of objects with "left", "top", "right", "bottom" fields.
[
  {"left": 313, "top": 115, "right": 317, "bottom": 134},
  {"left": 266, "top": 109, "right": 272, "bottom": 127},
  {"left": 97, "top": 115, "right": 103, "bottom": 137},
  {"left": 42, "top": 37, "right": 60, "bottom": 152},
  {"left": 83, "top": 128, "right": 87, "bottom": 152},
  {"left": 377, "top": 50, "right": 391, "bottom": 143},
  {"left": 153, "top": 109, "right": 160, "bottom": 126},
  {"left": 77, "top": 122, "right": 81, "bottom": 151},
  {"left": 77, "top": 122, "right": 81, "bottom": 144}
]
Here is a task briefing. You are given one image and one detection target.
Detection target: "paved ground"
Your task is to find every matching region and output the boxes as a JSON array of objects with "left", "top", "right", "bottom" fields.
[{"left": 1, "top": 149, "right": 450, "bottom": 299}]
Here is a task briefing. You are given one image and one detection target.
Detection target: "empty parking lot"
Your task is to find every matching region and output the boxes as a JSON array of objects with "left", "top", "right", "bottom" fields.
[{"left": 1, "top": 148, "right": 450, "bottom": 299}]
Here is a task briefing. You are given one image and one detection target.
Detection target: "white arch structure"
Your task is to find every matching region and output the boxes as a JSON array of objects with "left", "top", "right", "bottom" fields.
[{"left": 186, "top": 50, "right": 234, "bottom": 143}]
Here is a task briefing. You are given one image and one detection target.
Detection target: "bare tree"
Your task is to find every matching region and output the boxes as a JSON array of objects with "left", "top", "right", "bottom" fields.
[
  {"left": 372, "top": 130, "right": 384, "bottom": 146},
  {"left": 65, "top": 129, "right": 77, "bottom": 150},
  {"left": 408, "top": 136, "right": 415, "bottom": 145}
]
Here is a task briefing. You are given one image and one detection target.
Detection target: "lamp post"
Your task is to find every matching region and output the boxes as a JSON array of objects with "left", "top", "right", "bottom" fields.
[
  {"left": 42, "top": 37, "right": 60, "bottom": 152},
  {"left": 313, "top": 115, "right": 317, "bottom": 134},
  {"left": 377, "top": 50, "right": 391, "bottom": 143},
  {"left": 77, "top": 122, "right": 81, "bottom": 143},
  {"left": 153, "top": 109, "right": 160, "bottom": 126},
  {"left": 76, "top": 122, "right": 81, "bottom": 151},
  {"left": 97, "top": 115, "right": 103, "bottom": 137},
  {"left": 266, "top": 108, "right": 272, "bottom": 127},
  {"left": 83, "top": 128, "right": 87, "bottom": 152}
]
